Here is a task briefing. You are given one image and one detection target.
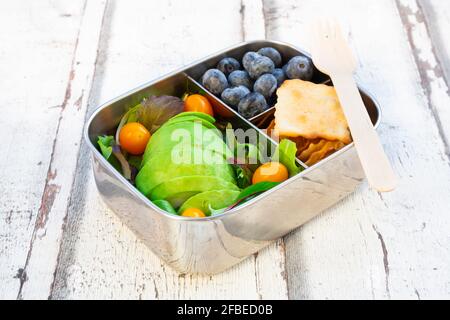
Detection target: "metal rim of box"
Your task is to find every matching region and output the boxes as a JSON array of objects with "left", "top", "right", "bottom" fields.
[{"left": 84, "top": 39, "right": 381, "bottom": 222}]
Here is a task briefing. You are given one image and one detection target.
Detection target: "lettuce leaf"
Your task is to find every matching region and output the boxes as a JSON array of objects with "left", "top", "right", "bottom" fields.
[
  {"left": 97, "top": 135, "right": 114, "bottom": 159},
  {"left": 97, "top": 135, "right": 121, "bottom": 172},
  {"left": 232, "top": 164, "right": 253, "bottom": 189},
  {"left": 97, "top": 135, "right": 133, "bottom": 180},
  {"left": 228, "top": 181, "right": 280, "bottom": 209},
  {"left": 127, "top": 155, "right": 142, "bottom": 169},
  {"left": 273, "top": 139, "right": 303, "bottom": 177},
  {"left": 225, "top": 122, "right": 261, "bottom": 189},
  {"left": 209, "top": 205, "right": 227, "bottom": 216},
  {"left": 236, "top": 181, "right": 280, "bottom": 202}
]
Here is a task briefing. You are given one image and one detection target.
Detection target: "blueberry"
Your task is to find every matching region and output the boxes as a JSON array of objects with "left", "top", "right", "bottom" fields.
[
  {"left": 271, "top": 68, "right": 286, "bottom": 87},
  {"left": 201, "top": 69, "right": 229, "bottom": 96},
  {"left": 253, "top": 74, "right": 277, "bottom": 99},
  {"left": 247, "top": 56, "right": 275, "bottom": 79},
  {"left": 257, "top": 47, "right": 282, "bottom": 67},
  {"left": 284, "top": 56, "right": 314, "bottom": 81},
  {"left": 221, "top": 86, "right": 251, "bottom": 108},
  {"left": 217, "top": 57, "right": 241, "bottom": 76},
  {"left": 228, "top": 70, "right": 252, "bottom": 90},
  {"left": 238, "top": 92, "right": 268, "bottom": 119},
  {"left": 242, "top": 52, "right": 260, "bottom": 71}
]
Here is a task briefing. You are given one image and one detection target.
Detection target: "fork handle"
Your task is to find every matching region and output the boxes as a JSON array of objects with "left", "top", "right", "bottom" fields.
[{"left": 331, "top": 73, "right": 397, "bottom": 192}]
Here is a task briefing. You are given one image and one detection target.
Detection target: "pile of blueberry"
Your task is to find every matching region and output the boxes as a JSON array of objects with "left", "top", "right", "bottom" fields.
[{"left": 201, "top": 47, "right": 314, "bottom": 119}]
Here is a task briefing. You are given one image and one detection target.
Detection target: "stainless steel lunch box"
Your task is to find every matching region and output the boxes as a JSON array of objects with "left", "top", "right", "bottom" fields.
[{"left": 85, "top": 40, "right": 380, "bottom": 274}]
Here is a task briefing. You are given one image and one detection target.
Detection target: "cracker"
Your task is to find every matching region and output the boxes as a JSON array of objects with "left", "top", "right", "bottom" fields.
[{"left": 274, "top": 79, "right": 351, "bottom": 144}]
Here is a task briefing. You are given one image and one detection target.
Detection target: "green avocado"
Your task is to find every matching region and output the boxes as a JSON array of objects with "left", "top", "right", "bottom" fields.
[
  {"left": 151, "top": 120, "right": 223, "bottom": 148},
  {"left": 142, "top": 121, "right": 230, "bottom": 167},
  {"left": 170, "top": 111, "right": 215, "bottom": 123},
  {"left": 136, "top": 111, "right": 239, "bottom": 210},
  {"left": 165, "top": 116, "right": 218, "bottom": 130},
  {"left": 179, "top": 189, "right": 240, "bottom": 216},
  {"left": 150, "top": 176, "right": 240, "bottom": 208},
  {"left": 136, "top": 148, "right": 235, "bottom": 197}
]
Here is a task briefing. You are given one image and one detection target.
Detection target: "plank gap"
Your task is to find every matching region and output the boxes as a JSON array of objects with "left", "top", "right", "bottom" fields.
[{"left": 394, "top": 0, "right": 450, "bottom": 163}]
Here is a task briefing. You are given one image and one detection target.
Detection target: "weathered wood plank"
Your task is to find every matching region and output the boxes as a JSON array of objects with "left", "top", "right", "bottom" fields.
[
  {"left": 241, "top": 0, "right": 266, "bottom": 40},
  {"left": 396, "top": 0, "right": 450, "bottom": 153},
  {"left": 419, "top": 0, "right": 450, "bottom": 95},
  {"left": 50, "top": 0, "right": 288, "bottom": 300},
  {"left": 5, "top": 0, "right": 447, "bottom": 300},
  {"left": 16, "top": 0, "right": 108, "bottom": 300},
  {"left": 264, "top": 0, "right": 450, "bottom": 299},
  {"left": 0, "top": 0, "right": 88, "bottom": 300}
]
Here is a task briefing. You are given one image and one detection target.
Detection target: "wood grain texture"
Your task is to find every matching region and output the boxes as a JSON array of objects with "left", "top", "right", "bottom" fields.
[
  {"left": 419, "top": 0, "right": 450, "bottom": 100},
  {"left": 0, "top": 0, "right": 89, "bottom": 299},
  {"left": 396, "top": 0, "right": 450, "bottom": 154},
  {"left": 50, "top": 0, "right": 288, "bottom": 300},
  {"left": 18, "top": 0, "right": 108, "bottom": 300},
  {"left": 263, "top": 0, "right": 450, "bottom": 299}
]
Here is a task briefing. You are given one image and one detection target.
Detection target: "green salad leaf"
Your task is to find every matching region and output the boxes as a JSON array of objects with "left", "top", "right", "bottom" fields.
[
  {"left": 152, "top": 199, "right": 177, "bottom": 214},
  {"left": 273, "top": 139, "right": 303, "bottom": 177},
  {"left": 97, "top": 135, "right": 134, "bottom": 180},
  {"left": 208, "top": 182, "right": 280, "bottom": 213},
  {"left": 127, "top": 155, "right": 142, "bottom": 169},
  {"left": 232, "top": 164, "right": 253, "bottom": 189},
  {"left": 97, "top": 135, "right": 121, "bottom": 172},
  {"left": 97, "top": 135, "right": 114, "bottom": 159},
  {"left": 236, "top": 182, "right": 280, "bottom": 202},
  {"left": 208, "top": 205, "right": 227, "bottom": 216},
  {"left": 228, "top": 181, "right": 280, "bottom": 209},
  {"left": 225, "top": 122, "right": 262, "bottom": 189}
]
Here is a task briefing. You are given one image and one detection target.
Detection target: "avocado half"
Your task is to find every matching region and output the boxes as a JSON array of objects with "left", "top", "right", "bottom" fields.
[
  {"left": 140, "top": 118, "right": 231, "bottom": 168},
  {"left": 135, "top": 112, "right": 240, "bottom": 212},
  {"left": 136, "top": 147, "right": 235, "bottom": 197},
  {"left": 150, "top": 176, "right": 239, "bottom": 208}
]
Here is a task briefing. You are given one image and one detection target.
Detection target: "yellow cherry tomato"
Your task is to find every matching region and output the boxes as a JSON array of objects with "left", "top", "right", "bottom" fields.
[
  {"left": 119, "top": 122, "right": 151, "bottom": 155},
  {"left": 252, "top": 162, "right": 289, "bottom": 184},
  {"left": 181, "top": 208, "right": 206, "bottom": 218},
  {"left": 184, "top": 94, "right": 214, "bottom": 116}
]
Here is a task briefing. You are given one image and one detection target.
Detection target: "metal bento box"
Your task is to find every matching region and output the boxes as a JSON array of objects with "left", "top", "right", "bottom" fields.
[{"left": 84, "top": 40, "right": 380, "bottom": 274}]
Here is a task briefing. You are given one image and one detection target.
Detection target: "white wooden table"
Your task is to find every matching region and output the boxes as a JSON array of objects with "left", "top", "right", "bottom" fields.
[{"left": 1, "top": 0, "right": 450, "bottom": 300}]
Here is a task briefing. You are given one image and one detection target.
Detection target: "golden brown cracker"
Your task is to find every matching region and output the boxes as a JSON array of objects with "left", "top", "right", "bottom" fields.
[{"left": 274, "top": 79, "right": 351, "bottom": 144}]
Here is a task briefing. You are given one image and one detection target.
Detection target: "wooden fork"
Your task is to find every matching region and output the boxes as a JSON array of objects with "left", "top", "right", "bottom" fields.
[{"left": 310, "top": 19, "right": 397, "bottom": 192}]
